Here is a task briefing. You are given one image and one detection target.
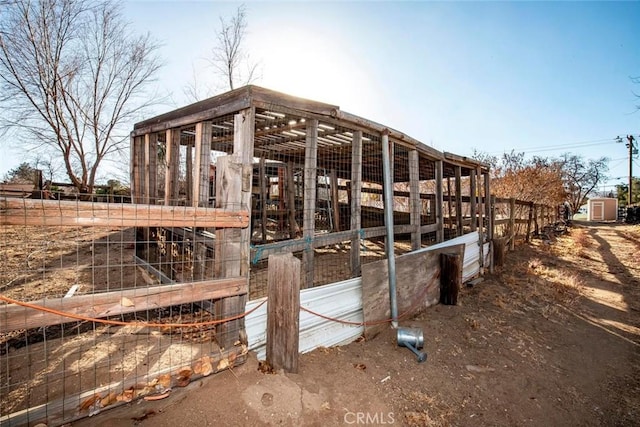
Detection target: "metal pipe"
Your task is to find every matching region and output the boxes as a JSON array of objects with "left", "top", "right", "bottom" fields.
[{"left": 381, "top": 132, "right": 398, "bottom": 328}]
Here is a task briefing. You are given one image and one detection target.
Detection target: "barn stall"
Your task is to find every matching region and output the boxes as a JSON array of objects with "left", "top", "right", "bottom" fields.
[{"left": 1, "top": 86, "right": 491, "bottom": 425}]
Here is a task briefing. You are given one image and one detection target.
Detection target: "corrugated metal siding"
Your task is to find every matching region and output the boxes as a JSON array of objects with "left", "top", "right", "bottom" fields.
[
  {"left": 245, "top": 278, "right": 364, "bottom": 360},
  {"left": 245, "top": 233, "right": 486, "bottom": 360},
  {"left": 416, "top": 231, "right": 483, "bottom": 282}
]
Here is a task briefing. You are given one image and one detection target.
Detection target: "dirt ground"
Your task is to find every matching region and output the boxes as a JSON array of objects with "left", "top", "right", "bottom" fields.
[{"left": 70, "top": 221, "right": 640, "bottom": 426}]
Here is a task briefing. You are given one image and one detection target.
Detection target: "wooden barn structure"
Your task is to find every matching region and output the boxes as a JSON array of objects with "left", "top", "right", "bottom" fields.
[{"left": 130, "top": 85, "right": 491, "bottom": 351}]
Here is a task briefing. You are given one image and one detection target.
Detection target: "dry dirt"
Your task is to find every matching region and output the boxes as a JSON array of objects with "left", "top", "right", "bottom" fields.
[{"left": 72, "top": 221, "right": 640, "bottom": 427}]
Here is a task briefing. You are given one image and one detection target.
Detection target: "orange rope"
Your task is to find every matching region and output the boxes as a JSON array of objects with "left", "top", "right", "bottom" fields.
[
  {"left": 0, "top": 294, "right": 266, "bottom": 328},
  {"left": 300, "top": 278, "right": 435, "bottom": 327},
  {"left": 1, "top": 274, "right": 434, "bottom": 329}
]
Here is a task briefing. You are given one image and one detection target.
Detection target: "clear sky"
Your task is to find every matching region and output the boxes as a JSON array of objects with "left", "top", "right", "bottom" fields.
[{"left": 2, "top": 1, "right": 639, "bottom": 193}]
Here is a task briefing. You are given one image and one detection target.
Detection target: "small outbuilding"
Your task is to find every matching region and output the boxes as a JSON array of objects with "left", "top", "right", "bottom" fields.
[{"left": 587, "top": 197, "right": 618, "bottom": 221}]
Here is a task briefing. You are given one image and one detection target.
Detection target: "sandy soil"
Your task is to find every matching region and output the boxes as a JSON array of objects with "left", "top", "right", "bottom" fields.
[{"left": 71, "top": 221, "right": 640, "bottom": 426}]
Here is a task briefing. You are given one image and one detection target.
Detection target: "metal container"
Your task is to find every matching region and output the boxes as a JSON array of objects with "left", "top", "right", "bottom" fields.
[
  {"left": 397, "top": 327, "right": 427, "bottom": 363},
  {"left": 397, "top": 327, "right": 424, "bottom": 349}
]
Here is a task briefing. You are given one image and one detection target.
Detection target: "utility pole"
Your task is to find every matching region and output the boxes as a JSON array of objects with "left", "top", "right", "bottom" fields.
[
  {"left": 616, "top": 135, "right": 637, "bottom": 206},
  {"left": 627, "top": 135, "right": 636, "bottom": 206}
]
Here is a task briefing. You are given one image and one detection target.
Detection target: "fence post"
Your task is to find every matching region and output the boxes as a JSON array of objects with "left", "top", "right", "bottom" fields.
[
  {"left": 493, "top": 237, "right": 506, "bottom": 268},
  {"left": 267, "top": 253, "right": 301, "bottom": 373},
  {"left": 440, "top": 253, "right": 461, "bottom": 305},
  {"left": 526, "top": 202, "right": 533, "bottom": 242},
  {"left": 489, "top": 195, "right": 496, "bottom": 273},
  {"left": 509, "top": 198, "right": 516, "bottom": 250}
]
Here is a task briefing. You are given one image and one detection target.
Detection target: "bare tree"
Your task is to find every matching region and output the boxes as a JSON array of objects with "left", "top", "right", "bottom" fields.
[
  {"left": 560, "top": 154, "right": 609, "bottom": 214},
  {"left": 210, "top": 4, "right": 259, "bottom": 92},
  {"left": 0, "top": 0, "right": 162, "bottom": 195}
]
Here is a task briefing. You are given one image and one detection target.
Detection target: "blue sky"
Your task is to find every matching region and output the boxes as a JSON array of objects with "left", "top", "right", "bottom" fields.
[{"left": 2, "top": 1, "right": 639, "bottom": 192}]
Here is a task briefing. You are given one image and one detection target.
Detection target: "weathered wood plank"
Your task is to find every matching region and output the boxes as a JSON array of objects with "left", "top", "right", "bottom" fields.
[
  {"left": 350, "top": 131, "right": 363, "bottom": 277},
  {"left": 0, "top": 277, "right": 247, "bottom": 333},
  {"left": 266, "top": 253, "right": 301, "bottom": 373},
  {"left": 0, "top": 198, "right": 249, "bottom": 228},
  {"left": 193, "top": 121, "right": 212, "bottom": 207},
  {"left": 435, "top": 160, "right": 444, "bottom": 242},
  {"left": 440, "top": 253, "right": 462, "bottom": 305},
  {"left": 303, "top": 119, "right": 319, "bottom": 287},
  {"left": 455, "top": 166, "right": 463, "bottom": 236},
  {"left": 164, "top": 128, "right": 180, "bottom": 206},
  {"left": 469, "top": 168, "right": 477, "bottom": 232},
  {"left": 361, "top": 243, "right": 465, "bottom": 338},
  {"left": 409, "top": 149, "right": 421, "bottom": 250}
]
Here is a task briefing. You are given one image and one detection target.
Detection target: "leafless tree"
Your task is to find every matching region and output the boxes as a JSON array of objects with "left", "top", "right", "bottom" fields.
[
  {"left": 0, "top": 0, "right": 162, "bottom": 195},
  {"left": 559, "top": 154, "right": 609, "bottom": 214},
  {"left": 211, "top": 4, "right": 259, "bottom": 91}
]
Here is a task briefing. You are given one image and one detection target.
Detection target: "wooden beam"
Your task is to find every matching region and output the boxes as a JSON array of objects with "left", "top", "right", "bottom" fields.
[
  {"left": 286, "top": 163, "right": 299, "bottom": 239},
  {"left": 509, "top": 197, "right": 516, "bottom": 250},
  {"left": 149, "top": 133, "right": 158, "bottom": 204},
  {"left": 193, "top": 121, "right": 212, "bottom": 207},
  {"left": 259, "top": 157, "right": 268, "bottom": 243},
  {"left": 266, "top": 253, "right": 301, "bottom": 373},
  {"left": 164, "top": 128, "right": 180, "bottom": 206},
  {"left": 435, "top": 160, "right": 444, "bottom": 242},
  {"left": 476, "top": 166, "right": 485, "bottom": 272},
  {"left": 186, "top": 143, "right": 193, "bottom": 205},
  {"left": 303, "top": 119, "right": 319, "bottom": 288},
  {"left": 216, "top": 108, "right": 254, "bottom": 350},
  {"left": 330, "top": 169, "right": 341, "bottom": 232},
  {"left": 409, "top": 149, "right": 421, "bottom": 250},
  {"left": 0, "top": 277, "right": 247, "bottom": 333},
  {"left": 0, "top": 198, "right": 249, "bottom": 228},
  {"left": 350, "top": 131, "right": 363, "bottom": 277},
  {"left": 455, "top": 166, "right": 463, "bottom": 236},
  {"left": 469, "top": 168, "right": 477, "bottom": 232}
]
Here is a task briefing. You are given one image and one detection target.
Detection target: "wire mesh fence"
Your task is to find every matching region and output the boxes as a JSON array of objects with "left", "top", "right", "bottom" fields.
[{"left": 1, "top": 197, "right": 249, "bottom": 426}]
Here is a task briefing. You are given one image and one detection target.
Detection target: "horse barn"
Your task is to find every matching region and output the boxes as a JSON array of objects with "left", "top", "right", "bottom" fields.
[
  {"left": 128, "top": 85, "right": 494, "bottom": 359},
  {"left": 1, "top": 85, "right": 496, "bottom": 426}
]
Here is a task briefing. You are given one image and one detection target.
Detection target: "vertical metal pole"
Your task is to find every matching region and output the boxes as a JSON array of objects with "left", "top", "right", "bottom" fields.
[
  {"left": 381, "top": 131, "right": 398, "bottom": 328},
  {"left": 628, "top": 135, "right": 635, "bottom": 206}
]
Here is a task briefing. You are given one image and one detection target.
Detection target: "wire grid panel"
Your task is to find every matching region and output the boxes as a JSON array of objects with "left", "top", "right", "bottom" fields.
[{"left": 0, "top": 197, "right": 247, "bottom": 425}]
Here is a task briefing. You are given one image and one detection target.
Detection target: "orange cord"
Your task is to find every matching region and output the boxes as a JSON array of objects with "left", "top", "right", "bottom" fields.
[
  {"left": 0, "top": 294, "right": 266, "bottom": 328},
  {"left": 1, "top": 276, "right": 433, "bottom": 329}
]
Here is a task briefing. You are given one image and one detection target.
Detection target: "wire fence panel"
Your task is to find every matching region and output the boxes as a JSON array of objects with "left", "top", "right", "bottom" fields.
[{"left": 1, "top": 191, "right": 249, "bottom": 426}]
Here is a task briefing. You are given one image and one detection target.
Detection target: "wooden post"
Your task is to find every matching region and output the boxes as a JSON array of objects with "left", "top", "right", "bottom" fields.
[
  {"left": 164, "top": 128, "right": 180, "bottom": 206},
  {"left": 526, "top": 202, "right": 533, "bottom": 242},
  {"left": 286, "top": 163, "right": 298, "bottom": 239},
  {"left": 303, "top": 119, "right": 318, "bottom": 288},
  {"left": 435, "top": 160, "right": 444, "bottom": 243},
  {"left": 484, "top": 173, "right": 492, "bottom": 241},
  {"left": 259, "top": 158, "right": 268, "bottom": 243},
  {"left": 186, "top": 143, "right": 193, "bottom": 206},
  {"left": 278, "top": 167, "right": 285, "bottom": 233},
  {"left": 409, "top": 149, "right": 421, "bottom": 250},
  {"left": 330, "top": 169, "right": 340, "bottom": 232},
  {"left": 469, "top": 168, "right": 477, "bottom": 232},
  {"left": 533, "top": 204, "right": 539, "bottom": 235},
  {"left": 193, "top": 121, "right": 212, "bottom": 207},
  {"left": 489, "top": 195, "right": 496, "bottom": 273},
  {"left": 266, "top": 253, "right": 301, "bottom": 373},
  {"left": 509, "top": 197, "right": 516, "bottom": 250},
  {"left": 440, "top": 253, "right": 461, "bottom": 305},
  {"left": 148, "top": 133, "right": 158, "bottom": 205},
  {"left": 446, "top": 176, "right": 453, "bottom": 235},
  {"left": 455, "top": 166, "right": 463, "bottom": 236},
  {"left": 144, "top": 133, "right": 151, "bottom": 205},
  {"left": 476, "top": 167, "right": 484, "bottom": 272},
  {"left": 493, "top": 237, "right": 506, "bottom": 268},
  {"left": 215, "top": 108, "right": 254, "bottom": 349},
  {"left": 350, "top": 131, "right": 362, "bottom": 277}
]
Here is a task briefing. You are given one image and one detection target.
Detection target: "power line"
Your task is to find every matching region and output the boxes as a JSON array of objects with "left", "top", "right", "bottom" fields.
[{"left": 487, "top": 137, "right": 618, "bottom": 155}]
